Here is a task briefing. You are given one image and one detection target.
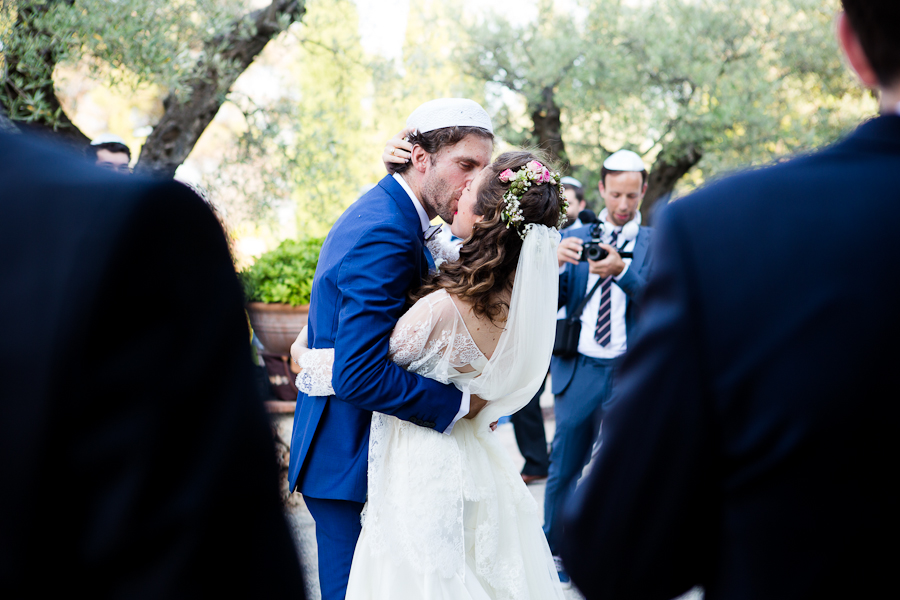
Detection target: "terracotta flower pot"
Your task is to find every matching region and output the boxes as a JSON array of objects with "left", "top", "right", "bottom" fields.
[{"left": 247, "top": 302, "right": 309, "bottom": 355}]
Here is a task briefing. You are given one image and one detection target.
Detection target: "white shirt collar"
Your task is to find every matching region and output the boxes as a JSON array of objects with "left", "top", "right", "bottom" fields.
[
  {"left": 393, "top": 173, "right": 431, "bottom": 233},
  {"left": 894, "top": 101, "right": 900, "bottom": 116}
]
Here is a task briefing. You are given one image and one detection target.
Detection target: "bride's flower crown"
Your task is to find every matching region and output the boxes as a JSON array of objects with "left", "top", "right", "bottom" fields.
[{"left": 498, "top": 160, "right": 568, "bottom": 240}]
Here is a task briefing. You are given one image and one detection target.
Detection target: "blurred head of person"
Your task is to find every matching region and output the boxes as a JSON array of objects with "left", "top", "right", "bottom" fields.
[
  {"left": 839, "top": 0, "right": 900, "bottom": 111},
  {"left": 560, "top": 176, "right": 586, "bottom": 226},
  {"left": 88, "top": 134, "right": 131, "bottom": 174}
]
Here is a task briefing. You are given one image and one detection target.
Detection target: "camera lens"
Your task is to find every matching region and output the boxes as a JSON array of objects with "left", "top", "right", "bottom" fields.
[{"left": 586, "top": 246, "right": 608, "bottom": 261}]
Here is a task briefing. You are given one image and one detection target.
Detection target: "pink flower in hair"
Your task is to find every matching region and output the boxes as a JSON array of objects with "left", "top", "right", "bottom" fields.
[
  {"left": 499, "top": 169, "right": 515, "bottom": 182},
  {"left": 540, "top": 167, "right": 552, "bottom": 183},
  {"left": 526, "top": 160, "right": 544, "bottom": 174}
]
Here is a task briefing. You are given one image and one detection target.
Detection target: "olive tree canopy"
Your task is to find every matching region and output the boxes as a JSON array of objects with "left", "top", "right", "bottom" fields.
[{"left": 1, "top": 0, "right": 307, "bottom": 177}]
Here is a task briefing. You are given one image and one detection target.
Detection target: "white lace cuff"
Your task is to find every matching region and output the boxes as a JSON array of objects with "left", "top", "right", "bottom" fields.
[
  {"left": 296, "top": 348, "right": 335, "bottom": 396},
  {"left": 425, "top": 235, "right": 460, "bottom": 269}
]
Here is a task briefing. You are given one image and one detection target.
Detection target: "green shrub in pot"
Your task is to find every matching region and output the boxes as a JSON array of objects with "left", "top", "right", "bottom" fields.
[{"left": 240, "top": 237, "right": 324, "bottom": 306}]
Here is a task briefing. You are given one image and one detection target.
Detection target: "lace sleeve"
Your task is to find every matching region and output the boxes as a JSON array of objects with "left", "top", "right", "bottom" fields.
[
  {"left": 425, "top": 235, "right": 460, "bottom": 269},
  {"left": 388, "top": 296, "right": 435, "bottom": 367},
  {"left": 295, "top": 348, "right": 335, "bottom": 396},
  {"left": 296, "top": 290, "right": 470, "bottom": 397}
]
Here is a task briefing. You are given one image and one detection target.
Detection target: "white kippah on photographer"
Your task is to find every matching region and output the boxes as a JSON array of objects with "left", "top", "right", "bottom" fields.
[
  {"left": 406, "top": 98, "right": 493, "bottom": 134},
  {"left": 603, "top": 149, "right": 645, "bottom": 172}
]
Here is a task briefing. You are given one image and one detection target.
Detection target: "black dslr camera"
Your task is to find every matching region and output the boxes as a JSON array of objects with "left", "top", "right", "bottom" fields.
[{"left": 579, "top": 222, "right": 633, "bottom": 261}]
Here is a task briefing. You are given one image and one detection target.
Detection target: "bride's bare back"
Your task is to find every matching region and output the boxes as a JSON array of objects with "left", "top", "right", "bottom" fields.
[{"left": 447, "top": 291, "right": 509, "bottom": 363}]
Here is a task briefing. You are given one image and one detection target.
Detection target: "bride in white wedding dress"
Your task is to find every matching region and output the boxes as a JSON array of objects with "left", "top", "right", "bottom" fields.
[{"left": 295, "top": 151, "right": 567, "bottom": 600}]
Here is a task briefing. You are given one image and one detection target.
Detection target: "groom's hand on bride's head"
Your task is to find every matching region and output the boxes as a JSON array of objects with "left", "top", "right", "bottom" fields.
[
  {"left": 464, "top": 394, "right": 488, "bottom": 419},
  {"left": 383, "top": 127, "right": 414, "bottom": 174}
]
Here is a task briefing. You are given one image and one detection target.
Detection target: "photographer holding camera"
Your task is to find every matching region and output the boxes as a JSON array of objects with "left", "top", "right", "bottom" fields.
[{"left": 544, "top": 150, "right": 655, "bottom": 584}]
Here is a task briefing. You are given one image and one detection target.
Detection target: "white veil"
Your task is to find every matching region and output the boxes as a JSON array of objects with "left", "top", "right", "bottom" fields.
[{"left": 468, "top": 224, "right": 561, "bottom": 427}]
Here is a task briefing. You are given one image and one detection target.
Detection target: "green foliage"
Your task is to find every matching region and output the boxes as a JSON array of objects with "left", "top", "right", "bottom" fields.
[
  {"left": 1, "top": 0, "right": 247, "bottom": 126},
  {"left": 240, "top": 237, "right": 324, "bottom": 306},
  {"left": 454, "top": 0, "right": 877, "bottom": 203},
  {"left": 212, "top": 0, "right": 379, "bottom": 236}
]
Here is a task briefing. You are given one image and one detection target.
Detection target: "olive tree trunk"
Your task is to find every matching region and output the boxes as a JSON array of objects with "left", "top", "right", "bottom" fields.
[
  {"left": 529, "top": 86, "right": 569, "bottom": 170},
  {"left": 135, "top": 0, "right": 307, "bottom": 178},
  {"left": 2, "top": 0, "right": 306, "bottom": 177},
  {"left": 642, "top": 144, "right": 703, "bottom": 224}
]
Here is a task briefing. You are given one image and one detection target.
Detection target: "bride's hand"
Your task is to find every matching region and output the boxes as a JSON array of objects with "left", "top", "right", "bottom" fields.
[
  {"left": 464, "top": 394, "right": 487, "bottom": 419},
  {"left": 382, "top": 127, "right": 414, "bottom": 174},
  {"left": 290, "top": 325, "right": 310, "bottom": 367}
]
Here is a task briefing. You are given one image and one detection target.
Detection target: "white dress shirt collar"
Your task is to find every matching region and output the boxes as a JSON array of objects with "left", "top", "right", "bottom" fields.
[{"left": 393, "top": 173, "right": 431, "bottom": 233}]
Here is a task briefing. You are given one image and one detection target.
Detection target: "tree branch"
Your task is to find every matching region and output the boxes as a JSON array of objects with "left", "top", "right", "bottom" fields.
[
  {"left": 1, "top": 0, "right": 90, "bottom": 147},
  {"left": 135, "top": 0, "right": 306, "bottom": 178}
]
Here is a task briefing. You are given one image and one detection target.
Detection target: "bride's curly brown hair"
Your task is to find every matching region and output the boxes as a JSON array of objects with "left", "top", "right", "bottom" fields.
[{"left": 413, "top": 150, "right": 565, "bottom": 324}]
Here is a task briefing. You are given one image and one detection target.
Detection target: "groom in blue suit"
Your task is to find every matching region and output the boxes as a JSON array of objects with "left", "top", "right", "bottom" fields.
[
  {"left": 561, "top": 2, "right": 900, "bottom": 598},
  {"left": 287, "top": 99, "right": 494, "bottom": 599}
]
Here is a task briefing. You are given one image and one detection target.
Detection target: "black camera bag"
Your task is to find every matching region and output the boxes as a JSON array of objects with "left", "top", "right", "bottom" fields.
[{"left": 553, "top": 276, "right": 604, "bottom": 358}]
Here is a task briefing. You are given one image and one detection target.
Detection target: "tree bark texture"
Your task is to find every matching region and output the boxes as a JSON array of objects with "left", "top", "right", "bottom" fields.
[
  {"left": 529, "top": 86, "right": 569, "bottom": 170},
  {"left": 642, "top": 145, "right": 703, "bottom": 224},
  {"left": 135, "top": 0, "right": 307, "bottom": 178}
]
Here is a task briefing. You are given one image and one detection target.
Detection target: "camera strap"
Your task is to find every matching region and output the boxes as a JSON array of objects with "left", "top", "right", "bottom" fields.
[{"left": 568, "top": 276, "right": 605, "bottom": 322}]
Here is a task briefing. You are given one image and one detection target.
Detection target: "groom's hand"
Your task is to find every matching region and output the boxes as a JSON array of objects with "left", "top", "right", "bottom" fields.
[{"left": 464, "top": 394, "right": 488, "bottom": 419}]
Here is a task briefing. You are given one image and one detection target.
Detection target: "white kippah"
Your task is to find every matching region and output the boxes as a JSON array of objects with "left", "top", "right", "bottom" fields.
[
  {"left": 90, "top": 133, "right": 127, "bottom": 146},
  {"left": 560, "top": 176, "right": 582, "bottom": 188},
  {"left": 406, "top": 98, "right": 493, "bottom": 134},
  {"left": 603, "top": 149, "right": 645, "bottom": 172}
]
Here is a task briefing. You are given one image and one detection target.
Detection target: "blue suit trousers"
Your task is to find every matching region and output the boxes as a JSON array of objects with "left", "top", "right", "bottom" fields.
[
  {"left": 543, "top": 354, "right": 617, "bottom": 555},
  {"left": 303, "top": 496, "right": 365, "bottom": 600}
]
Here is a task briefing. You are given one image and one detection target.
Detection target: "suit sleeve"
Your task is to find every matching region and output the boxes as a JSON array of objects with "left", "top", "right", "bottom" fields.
[
  {"left": 59, "top": 182, "right": 305, "bottom": 596},
  {"left": 614, "top": 229, "right": 652, "bottom": 301},
  {"left": 558, "top": 226, "right": 582, "bottom": 310},
  {"left": 560, "top": 207, "right": 716, "bottom": 600},
  {"left": 614, "top": 262, "right": 648, "bottom": 300},
  {"left": 331, "top": 221, "right": 462, "bottom": 432}
]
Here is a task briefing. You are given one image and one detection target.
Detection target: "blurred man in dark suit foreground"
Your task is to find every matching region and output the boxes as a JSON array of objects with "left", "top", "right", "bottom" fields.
[
  {"left": 0, "top": 132, "right": 305, "bottom": 597},
  {"left": 561, "top": 1, "right": 900, "bottom": 599}
]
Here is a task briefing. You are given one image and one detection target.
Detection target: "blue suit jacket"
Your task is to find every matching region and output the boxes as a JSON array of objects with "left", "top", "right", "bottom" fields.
[
  {"left": 561, "top": 116, "right": 900, "bottom": 599},
  {"left": 287, "top": 175, "right": 462, "bottom": 503},
  {"left": 549, "top": 224, "right": 654, "bottom": 395}
]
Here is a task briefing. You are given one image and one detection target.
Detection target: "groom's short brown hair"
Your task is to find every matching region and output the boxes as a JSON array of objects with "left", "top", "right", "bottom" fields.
[
  {"left": 842, "top": 0, "right": 900, "bottom": 86},
  {"left": 392, "top": 126, "right": 493, "bottom": 174}
]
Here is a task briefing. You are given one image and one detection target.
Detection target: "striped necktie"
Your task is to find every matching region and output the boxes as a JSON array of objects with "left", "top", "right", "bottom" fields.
[{"left": 594, "top": 230, "right": 619, "bottom": 346}]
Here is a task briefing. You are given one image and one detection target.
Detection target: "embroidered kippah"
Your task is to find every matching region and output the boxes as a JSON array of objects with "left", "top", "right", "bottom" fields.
[{"left": 406, "top": 98, "right": 494, "bottom": 134}]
